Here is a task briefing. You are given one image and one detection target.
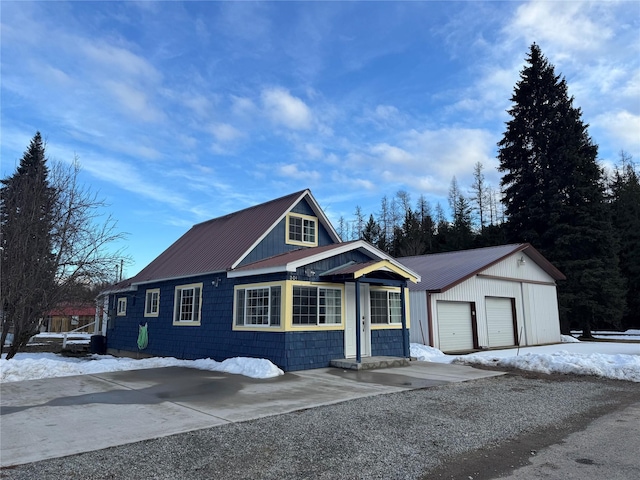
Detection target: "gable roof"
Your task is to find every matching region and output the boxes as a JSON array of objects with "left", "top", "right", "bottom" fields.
[
  {"left": 228, "top": 239, "right": 420, "bottom": 283},
  {"left": 398, "top": 243, "right": 565, "bottom": 293},
  {"left": 129, "top": 189, "right": 341, "bottom": 285}
]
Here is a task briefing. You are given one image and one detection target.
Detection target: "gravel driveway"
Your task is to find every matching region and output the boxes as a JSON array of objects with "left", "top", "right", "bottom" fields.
[{"left": 1, "top": 371, "right": 638, "bottom": 480}]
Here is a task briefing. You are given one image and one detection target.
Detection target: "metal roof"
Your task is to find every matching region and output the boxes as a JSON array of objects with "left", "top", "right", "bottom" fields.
[
  {"left": 398, "top": 243, "right": 565, "bottom": 292},
  {"left": 228, "top": 240, "right": 420, "bottom": 283},
  {"left": 128, "top": 189, "right": 338, "bottom": 285}
]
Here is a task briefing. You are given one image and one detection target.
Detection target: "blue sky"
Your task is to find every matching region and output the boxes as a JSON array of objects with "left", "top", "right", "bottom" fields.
[{"left": 2, "top": 1, "right": 639, "bottom": 277}]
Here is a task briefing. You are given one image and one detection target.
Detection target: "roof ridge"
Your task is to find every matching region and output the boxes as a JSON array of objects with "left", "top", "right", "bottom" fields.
[
  {"left": 193, "top": 189, "right": 308, "bottom": 227},
  {"left": 399, "top": 243, "right": 524, "bottom": 260}
]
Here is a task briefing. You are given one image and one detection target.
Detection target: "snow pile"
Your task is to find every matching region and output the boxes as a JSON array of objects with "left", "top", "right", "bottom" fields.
[
  {"left": 410, "top": 343, "right": 446, "bottom": 361},
  {"left": 561, "top": 334, "right": 580, "bottom": 343},
  {"left": 409, "top": 341, "right": 640, "bottom": 382},
  {"left": 0, "top": 353, "right": 283, "bottom": 383},
  {"left": 458, "top": 351, "right": 640, "bottom": 382}
]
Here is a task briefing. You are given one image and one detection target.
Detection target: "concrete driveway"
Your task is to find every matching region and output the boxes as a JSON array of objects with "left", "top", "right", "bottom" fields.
[{"left": 0, "top": 361, "right": 503, "bottom": 467}]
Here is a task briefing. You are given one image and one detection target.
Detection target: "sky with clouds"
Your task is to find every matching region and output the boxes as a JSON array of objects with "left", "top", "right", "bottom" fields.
[{"left": 1, "top": 1, "right": 639, "bottom": 277}]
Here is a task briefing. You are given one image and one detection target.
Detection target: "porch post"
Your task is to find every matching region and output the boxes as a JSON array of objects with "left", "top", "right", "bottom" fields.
[
  {"left": 355, "top": 278, "right": 361, "bottom": 363},
  {"left": 401, "top": 283, "right": 408, "bottom": 358}
]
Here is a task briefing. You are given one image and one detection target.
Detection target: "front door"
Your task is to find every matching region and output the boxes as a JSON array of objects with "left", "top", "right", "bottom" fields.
[{"left": 344, "top": 282, "right": 371, "bottom": 358}]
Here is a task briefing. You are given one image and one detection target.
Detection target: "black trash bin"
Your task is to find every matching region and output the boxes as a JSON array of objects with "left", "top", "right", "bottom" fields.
[{"left": 90, "top": 334, "right": 107, "bottom": 354}]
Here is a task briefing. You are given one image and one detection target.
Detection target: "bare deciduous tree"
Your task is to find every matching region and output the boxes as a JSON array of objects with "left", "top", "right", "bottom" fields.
[{"left": 1, "top": 135, "right": 129, "bottom": 359}]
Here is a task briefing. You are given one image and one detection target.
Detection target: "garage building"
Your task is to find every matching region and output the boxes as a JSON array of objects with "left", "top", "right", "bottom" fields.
[{"left": 399, "top": 244, "right": 565, "bottom": 353}]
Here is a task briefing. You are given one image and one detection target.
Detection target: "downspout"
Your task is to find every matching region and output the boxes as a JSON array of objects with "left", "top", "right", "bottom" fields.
[
  {"left": 427, "top": 292, "right": 434, "bottom": 347},
  {"left": 355, "top": 278, "right": 362, "bottom": 363},
  {"left": 400, "top": 283, "right": 408, "bottom": 358}
]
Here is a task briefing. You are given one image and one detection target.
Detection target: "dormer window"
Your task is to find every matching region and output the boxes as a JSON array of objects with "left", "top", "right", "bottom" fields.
[{"left": 286, "top": 213, "right": 318, "bottom": 247}]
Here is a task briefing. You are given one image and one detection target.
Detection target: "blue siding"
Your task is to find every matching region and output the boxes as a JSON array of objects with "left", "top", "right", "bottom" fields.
[
  {"left": 106, "top": 272, "right": 347, "bottom": 371},
  {"left": 284, "top": 331, "right": 344, "bottom": 371},
  {"left": 239, "top": 198, "right": 335, "bottom": 267},
  {"left": 371, "top": 329, "right": 409, "bottom": 357}
]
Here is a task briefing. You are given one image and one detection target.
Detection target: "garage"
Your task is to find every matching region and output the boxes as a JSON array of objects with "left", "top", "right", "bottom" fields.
[
  {"left": 485, "top": 297, "right": 516, "bottom": 347},
  {"left": 436, "top": 301, "right": 477, "bottom": 352},
  {"left": 401, "top": 243, "right": 566, "bottom": 351}
]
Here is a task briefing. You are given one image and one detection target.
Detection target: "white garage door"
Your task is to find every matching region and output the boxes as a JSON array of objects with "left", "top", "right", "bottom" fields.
[
  {"left": 437, "top": 301, "right": 475, "bottom": 352},
  {"left": 486, "top": 297, "right": 516, "bottom": 348}
]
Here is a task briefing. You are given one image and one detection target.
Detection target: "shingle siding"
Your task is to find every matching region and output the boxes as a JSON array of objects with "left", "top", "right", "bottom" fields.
[
  {"left": 371, "top": 329, "right": 408, "bottom": 357},
  {"left": 238, "top": 198, "right": 336, "bottom": 267},
  {"left": 107, "top": 272, "right": 346, "bottom": 370}
]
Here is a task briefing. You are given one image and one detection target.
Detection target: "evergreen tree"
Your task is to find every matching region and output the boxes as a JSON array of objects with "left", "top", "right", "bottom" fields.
[
  {"left": 1, "top": 133, "right": 57, "bottom": 357},
  {"left": 448, "top": 177, "right": 474, "bottom": 250},
  {"left": 395, "top": 208, "right": 424, "bottom": 256},
  {"left": 433, "top": 202, "right": 451, "bottom": 252},
  {"left": 610, "top": 152, "right": 640, "bottom": 329},
  {"left": 416, "top": 195, "right": 435, "bottom": 253},
  {"left": 498, "top": 44, "right": 625, "bottom": 335},
  {"left": 362, "top": 214, "right": 381, "bottom": 246}
]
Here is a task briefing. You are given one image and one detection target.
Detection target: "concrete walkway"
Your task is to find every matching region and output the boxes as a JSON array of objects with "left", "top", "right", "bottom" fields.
[{"left": 0, "top": 361, "right": 503, "bottom": 467}]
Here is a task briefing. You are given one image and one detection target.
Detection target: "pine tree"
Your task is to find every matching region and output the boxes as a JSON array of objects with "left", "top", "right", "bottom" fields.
[
  {"left": 362, "top": 214, "right": 381, "bottom": 246},
  {"left": 498, "top": 44, "right": 625, "bottom": 335},
  {"left": 610, "top": 153, "right": 640, "bottom": 329},
  {"left": 1, "top": 133, "right": 57, "bottom": 358}
]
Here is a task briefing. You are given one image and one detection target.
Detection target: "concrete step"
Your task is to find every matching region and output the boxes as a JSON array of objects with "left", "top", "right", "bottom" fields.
[{"left": 330, "top": 356, "right": 410, "bottom": 370}]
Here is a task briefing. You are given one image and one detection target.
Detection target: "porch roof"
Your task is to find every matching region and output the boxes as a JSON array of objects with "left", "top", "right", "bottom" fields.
[{"left": 227, "top": 239, "right": 420, "bottom": 282}]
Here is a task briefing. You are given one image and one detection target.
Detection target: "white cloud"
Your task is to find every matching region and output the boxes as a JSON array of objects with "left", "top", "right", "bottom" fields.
[
  {"left": 594, "top": 111, "right": 640, "bottom": 149},
  {"left": 261, "top": 87, "right": 313, "bottom": 130},
  {"left": 303, "top": 143, "right": 324, "bottom": 159},
  {"left": 230, "top": 95, "right": 256, "bottom": 117},
  {"left": 370, "top": 143, "right": 414, "bottom": 165},
  {"left": 104, "top": 81, "right": 166, "bottom": 123},
  {"left": 209, "top": 123, "right": 244, "bottom": 142},
  {"left": 80, "top": 41, "right": 162, "bottom": 82},
  {"left": 278, "top": 163, "right": 321, "bottom": 181},
  {"left": 80, "top": 155, "right": 187, "bottom": 209},
  {"left": 507, "top": 1, "right": 612, "bottom": 55}
]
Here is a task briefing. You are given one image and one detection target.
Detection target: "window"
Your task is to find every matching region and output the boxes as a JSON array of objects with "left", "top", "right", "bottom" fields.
[
  {"left": 287, "top": 213, "right": 317, "bottom": 246},
  {"left": 293, "top": 286, "right": 342, "bottom": 325},
  {"left": 235, "top": 286, "right": 281, "bottom": 326},
  {"left": 145, "top": 289, "right": 160, "bottom": 317},
  {"left": 117, "top": 297, "right": 127, "bottom": 316},
  {"left": 370, "top": 290, "right": 402, "bottom": 324},
  {"left": 173, "top": 283, "right": 202, "bottom": 325}
]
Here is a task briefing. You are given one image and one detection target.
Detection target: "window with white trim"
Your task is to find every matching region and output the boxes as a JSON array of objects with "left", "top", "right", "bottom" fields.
[
  {"left": 144, "top": 289, "right": 160, "bottom": 317},
  {"left": 370, "top": 290, "right": 402, "bottom": 324},
  {"left": 173, "top": 283, "right": 202, "bottom": 325},
  {"left": 235, "top": 286, "right": 281, "bottom": 326},
  {"left": 287, "top": 213, "right": 317, "bottom": 246},
  {"left": 117, "top": 297, "right": 127, "bottom": 316},
  {"left": 293, "top": 285, "right": 342, "bottom": 325}
]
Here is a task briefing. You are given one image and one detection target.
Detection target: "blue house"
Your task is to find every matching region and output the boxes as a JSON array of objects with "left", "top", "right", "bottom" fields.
[{"left": 101, "top": 190, "right": 420, "bottom": 371}]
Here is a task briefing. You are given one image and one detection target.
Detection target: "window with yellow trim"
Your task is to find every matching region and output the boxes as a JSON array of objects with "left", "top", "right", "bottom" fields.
[
  {"left": 292, "top": 285, "right": 342, "bottom": 325},
  {"left": 287, "top": 213, "right": 317, "bottom": 246},
  {"left": 173, "top": 283, "right": 202, "bottom": 325},
  {"left": 117, "top": 297, "right": 127, "bottom": 316},
  {"left": 144, "top": 289, "right": 160, "bottom": 317},
  {"left": 235, "top": 286, "right": 281, "bottom": 327},
  {"left": 370, "top": 290, "right": 402, "bottom": 324}
]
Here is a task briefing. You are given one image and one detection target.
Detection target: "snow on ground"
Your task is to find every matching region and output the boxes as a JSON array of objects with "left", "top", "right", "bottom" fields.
[
  {"left": 411, "top": 339, "right": 640, "bottom": 382},
  {"left": 0, "top": 353, "right": 283, "bottom": 383},
  {"left": 572, "top": 329, "right": 640, "bottom": 341},
  {"left": 2, "top": 332, "right": 639, "bottom": 384}
]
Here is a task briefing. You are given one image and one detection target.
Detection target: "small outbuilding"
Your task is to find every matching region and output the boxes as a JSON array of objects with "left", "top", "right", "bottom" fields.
[{"left": 398, "top": 244, "right": 565, "bottom": 352}]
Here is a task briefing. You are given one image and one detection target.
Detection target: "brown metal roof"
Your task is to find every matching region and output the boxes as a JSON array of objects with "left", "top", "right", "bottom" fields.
[
  {"left": 129, "top": 190, "right": 319, "bottom": 284},
  {"left": 398, "top": 243, "right": 565, "bottom": 292},
  {"left": 231, "top": 241, "right": 360, "bottom": 273}
]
